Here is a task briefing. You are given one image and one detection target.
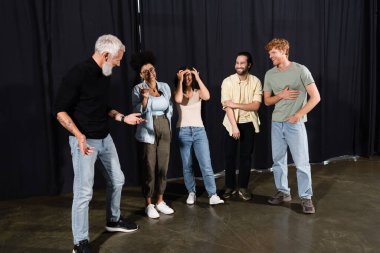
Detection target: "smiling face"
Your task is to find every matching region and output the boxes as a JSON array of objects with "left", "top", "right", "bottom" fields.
[
  {"left": 265, "top": 38, "right": 290, "bottom": 67},
  {"left": 140, "top": 63, "right": 156, "bottom": 82},
  {"left": 101, "top": 49, "right": 124, "bottom": 76},
  {"left": 235, "top": 55, "right": 250, "bottom": 76},
  {"left": 184, "top": 70, "right": 193, "bottom": 87},
  {"left": 110, "top": 50, "right": 124, "bottom": 67},
  {"left": 268, "top": 48, "right": 287, "bottom": 66}
]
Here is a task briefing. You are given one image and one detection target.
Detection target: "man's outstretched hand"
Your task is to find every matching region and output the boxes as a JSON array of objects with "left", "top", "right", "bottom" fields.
[{"left": 123, "top": 113, "right": 146, "bottom": 125}]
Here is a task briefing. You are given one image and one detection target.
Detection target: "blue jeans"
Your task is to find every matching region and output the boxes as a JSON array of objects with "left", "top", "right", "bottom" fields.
[
  {"left": 271, "top": 122, "right": 313, "bottom": 199},
  {"left": 69, "top": 134, "right": 124, "bottom": 244},
  {"left": 177, "top": 127, "right": 217, "bottom": 197}
]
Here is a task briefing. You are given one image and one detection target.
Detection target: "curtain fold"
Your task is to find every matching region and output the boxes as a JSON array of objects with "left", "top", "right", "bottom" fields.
[
  {"left": 139, "top": 0, "right": 379, "bottom": 171},
  {"left": 0, "top": 0, "right": 378, "bottom": 199},
  {"left": 0, "top": 1, "right": 56, "bottom": 198}
]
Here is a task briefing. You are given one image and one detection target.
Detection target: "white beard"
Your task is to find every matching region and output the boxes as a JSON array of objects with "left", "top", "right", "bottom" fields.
[{"left": 102, "top": 62, "right": 113, "bottom": 76}]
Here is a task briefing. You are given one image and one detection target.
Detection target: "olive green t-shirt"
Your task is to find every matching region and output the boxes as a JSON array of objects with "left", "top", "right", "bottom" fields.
[{"left": 263, "top": 62, "right": 314, "bottom": 122}]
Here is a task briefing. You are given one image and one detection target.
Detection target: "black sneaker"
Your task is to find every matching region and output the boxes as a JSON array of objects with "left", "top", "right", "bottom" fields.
[
  {"left": 238, "top": 188, "right": 252, "bottom": 201},
  {"left": 222, "top": 188, "right": 237, "bottom": 199},
  {"left": 301, "top": 198, "right": 316, "bottom": 214},
  {"left": 73, "top": 239, "right": 92, "bottom": 253},
  {"left": 105, "top": 216, "right": 139, "bottom": 233}
]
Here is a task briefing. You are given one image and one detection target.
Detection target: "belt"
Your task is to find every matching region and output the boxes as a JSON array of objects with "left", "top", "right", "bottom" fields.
[{"left": 152, "top": 114, "right": 166, "bottom": 120}]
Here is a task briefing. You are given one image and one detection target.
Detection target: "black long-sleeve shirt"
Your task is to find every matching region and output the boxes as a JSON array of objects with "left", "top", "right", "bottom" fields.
[{"left": 53, "top": 58, "right": 112, "bottom": 139}]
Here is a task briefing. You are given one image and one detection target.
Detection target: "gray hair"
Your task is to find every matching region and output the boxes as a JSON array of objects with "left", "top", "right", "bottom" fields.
[{"left": 94, "top": 34, "right": 125, "bottom": 57}]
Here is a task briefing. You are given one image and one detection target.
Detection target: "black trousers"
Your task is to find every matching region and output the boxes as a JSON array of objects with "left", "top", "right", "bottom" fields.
[{"left": 224, "top": 123, "right": 255, "bottom": 189}]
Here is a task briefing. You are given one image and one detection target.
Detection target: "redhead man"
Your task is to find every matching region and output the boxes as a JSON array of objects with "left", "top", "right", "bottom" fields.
[{"left": 263, "top": 38, "right": 320, "bottom": 214}]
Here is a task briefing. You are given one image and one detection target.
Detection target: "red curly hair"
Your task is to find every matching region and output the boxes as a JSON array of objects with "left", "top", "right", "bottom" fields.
[{"left": 265, "top": 38, "right": 290, "bottom": 56}]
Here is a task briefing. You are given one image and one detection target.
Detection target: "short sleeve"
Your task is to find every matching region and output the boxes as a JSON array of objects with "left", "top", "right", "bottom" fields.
[
  {"left": 263, "top": 72, "right": 273, "bottom": 92},
  {"left": 300, "top": 65, "right": 315, "bottom": 86},
  {"left": 253, "top": 79, "right": 263, "bottom": 102},
  {"left": 221, "top": 78, "right": 232, "bottom": 103}
]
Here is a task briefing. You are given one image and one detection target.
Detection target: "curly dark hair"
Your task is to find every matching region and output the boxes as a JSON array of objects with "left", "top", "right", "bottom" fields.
[{"left": 130, "top": 51, "right": 156, "bottom": 73}]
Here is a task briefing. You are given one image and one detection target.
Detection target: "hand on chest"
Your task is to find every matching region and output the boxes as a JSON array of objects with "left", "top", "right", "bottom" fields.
[{"left": 274, "top": 79, "right": 304, "bottom": 94}]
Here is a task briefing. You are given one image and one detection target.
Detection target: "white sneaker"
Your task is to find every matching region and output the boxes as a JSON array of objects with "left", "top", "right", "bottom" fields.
[
  {"left": 186, "top": 192, "right": 196, "bottom": 205},
  {"left": 145, "top": 204, "right": 160, "bottom": 219},
  {"left": 156, "top": 201, "right": 174, "bottom": 214},
  {"left": 209, "top": 194, "right": 224, "bottom": 205}
]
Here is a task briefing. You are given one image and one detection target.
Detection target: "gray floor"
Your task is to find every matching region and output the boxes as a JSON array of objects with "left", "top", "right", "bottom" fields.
[{"left": 1, "top": 157, "right": 380, "bottom": 253}]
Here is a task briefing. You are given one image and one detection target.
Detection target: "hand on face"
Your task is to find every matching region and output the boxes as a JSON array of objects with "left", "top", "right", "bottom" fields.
[
  {"left": 177, "top": 69, "right": 189, "bottom": 82},
  {"left": 190, "top": 67, "right": 200, "bottom": 79}
]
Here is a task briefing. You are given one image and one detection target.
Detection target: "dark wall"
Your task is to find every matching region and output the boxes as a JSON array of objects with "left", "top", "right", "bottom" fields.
[{"left": 0, "top": 0, "right": 378, "bottom": 199}]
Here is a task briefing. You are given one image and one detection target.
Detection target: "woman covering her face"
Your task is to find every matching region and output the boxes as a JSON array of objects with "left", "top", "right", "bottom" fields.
[
  {"left": 174, "top": 66, "right": 224, "bottom": 206},
  {"left": 131, "top": 51, "right": 174, "bottom": 219}
]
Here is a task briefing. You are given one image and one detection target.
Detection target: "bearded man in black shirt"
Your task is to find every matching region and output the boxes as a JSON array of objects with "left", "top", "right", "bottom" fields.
[{"left": 54, "top": 34, "right": 143, "bottom": 253}]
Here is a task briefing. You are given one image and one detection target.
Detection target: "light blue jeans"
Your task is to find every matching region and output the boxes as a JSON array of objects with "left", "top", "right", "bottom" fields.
[
  {"left": 69, "top": 134, "right": 124, "bottom": 244},
  {"left": 271, "top": 122, "right": 313, "bottom": 199},
  {"left": 177, "top": 127, "right": 217, "bottom": 197}
]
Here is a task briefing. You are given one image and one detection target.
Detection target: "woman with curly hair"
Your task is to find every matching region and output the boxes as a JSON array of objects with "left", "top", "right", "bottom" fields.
[{"left": 131, "top": 51, "right": 174, "bottom": 219}]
